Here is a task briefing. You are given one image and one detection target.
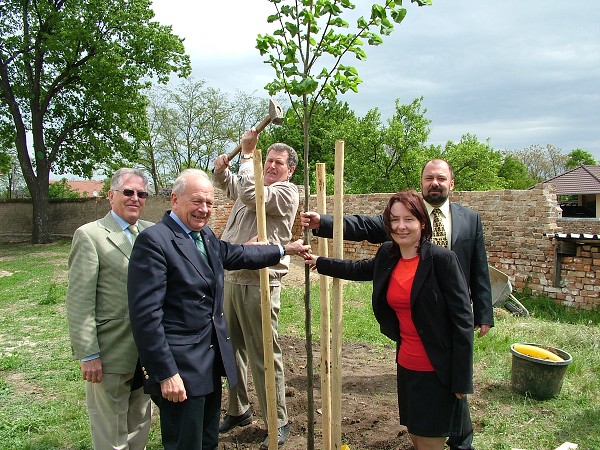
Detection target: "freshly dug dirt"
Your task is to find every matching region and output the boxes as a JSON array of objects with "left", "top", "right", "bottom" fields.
[
  {"left": 219, "top": 260, "right": 414, "bottom": 449},
  {"left": 219, "top": 335, "right": 413, "bottom": 450}
]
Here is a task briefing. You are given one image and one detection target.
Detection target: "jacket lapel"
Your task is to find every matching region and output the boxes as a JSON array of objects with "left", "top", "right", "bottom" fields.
[
  {"left": 411, "top": 241, "right": 433, "bottom": 305},
  {"left": 163, "top": 214, "right": 216, "bottom": 295},
  {"left": 373, "top": 244, "right": 399, "bottom": 302},
  {"left": 100, "top": 213, "right": 133, "bottom": 259},
  {"left": 449, "top": 202, "right": 464, "bottom": 249}
]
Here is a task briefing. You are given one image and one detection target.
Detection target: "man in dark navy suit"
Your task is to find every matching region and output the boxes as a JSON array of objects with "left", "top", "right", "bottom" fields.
[
  {"left": 301, "top": 159, "right": 493, "bottom": 450},
  {"left": 128, "top": 169, "right": 308, "bottom": 450}
]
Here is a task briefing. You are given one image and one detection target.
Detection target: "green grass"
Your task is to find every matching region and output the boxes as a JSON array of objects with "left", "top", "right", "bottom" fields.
[
  {"left": 1, "top": 240, "right": 600, "bottom": 449},
  {"left": 281, "top": 279, "right": 600, "bottom": 450}
]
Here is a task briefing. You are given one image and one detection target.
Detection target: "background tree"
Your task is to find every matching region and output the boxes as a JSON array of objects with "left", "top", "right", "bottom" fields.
[
  {"left": 442, "top": 134, "right": 503, "bottom": 191},
  {"left": 511, "top": 144, "right": 567, "bottom": 182},
  {"left": 142, "top": 80, "right": 268, "bottom": 189},
  {"left": 0, "top": 0, "right": 190, "bottom": 243},
  {"left": 566, "top": 148, "right": 596, "bottom": 170},
  {"left": 498, "top": 154, "right": 537, "bottom": 189},
  {"left": 339, "top": 97, "right": 435, "bottom": 193},
  {"left": 138, "top": 89, "right": 172, "bottom": 194},
  {"left": 256, "top": 1, "right": 431, "bottom": 446},
  {"left": 48, "top": 178, "right": 81, "bottom": 199},
  {"left": 379, "top": 96, "right": 433, "bottom": 190},
  {"left": 260, "top": 98, "right": 358, "bottom": 188},
  {"left": 0, "top": 151, "right": 14, "bottom": 198}
]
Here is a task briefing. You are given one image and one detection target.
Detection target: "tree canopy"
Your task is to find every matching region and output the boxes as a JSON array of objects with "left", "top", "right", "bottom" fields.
[
  {"left": 141, "top": 80, "right": 268, "bottom": 192},
  {"left": 0, "top": 0, "right": 190, "bottom": 242},
  {"left": 566, "top": 148, "right": 596, "bottom": 170}
]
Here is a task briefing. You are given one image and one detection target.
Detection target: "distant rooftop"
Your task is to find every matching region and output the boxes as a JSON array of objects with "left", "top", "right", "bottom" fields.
[
  {"left": 540, "top": 165, "right": 600, "bottom": 195},
  {"left": 51, "top": 180, "right": 104, "bottom": 197}
]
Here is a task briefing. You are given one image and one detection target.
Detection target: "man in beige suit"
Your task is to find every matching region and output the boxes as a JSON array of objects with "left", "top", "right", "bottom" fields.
[{"left": 66, "top": 168, "right": 153, "bottom": 450}]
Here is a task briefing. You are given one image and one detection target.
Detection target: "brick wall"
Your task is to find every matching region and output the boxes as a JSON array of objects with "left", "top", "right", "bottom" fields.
[{"left": 1, "top": 185, "right": 599, "bottom": 309}]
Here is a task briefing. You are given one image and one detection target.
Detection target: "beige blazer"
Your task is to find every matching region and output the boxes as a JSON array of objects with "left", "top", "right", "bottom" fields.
[{"left": 66, "top": 212, "right": 153, "bottom": 374}]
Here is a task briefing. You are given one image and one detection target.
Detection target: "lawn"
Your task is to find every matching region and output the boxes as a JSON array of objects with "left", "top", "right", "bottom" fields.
[{"left": 1, "top": 240, "right": 599, "bottom": 449}]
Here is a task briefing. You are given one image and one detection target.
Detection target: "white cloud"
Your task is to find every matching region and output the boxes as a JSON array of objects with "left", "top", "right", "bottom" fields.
[{"left": 150, "top": 0, "right": 600, "bottom": 159}]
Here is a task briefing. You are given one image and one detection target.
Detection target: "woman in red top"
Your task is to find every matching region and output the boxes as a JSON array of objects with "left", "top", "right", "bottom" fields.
[{"left": 305, "top": 190, "right": 474, "bottom": 450}]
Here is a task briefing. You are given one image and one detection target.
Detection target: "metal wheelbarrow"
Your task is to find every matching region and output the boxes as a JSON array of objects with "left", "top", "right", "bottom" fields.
[{"left": 489, "top": 265, "right": 529, "bottom": 316}]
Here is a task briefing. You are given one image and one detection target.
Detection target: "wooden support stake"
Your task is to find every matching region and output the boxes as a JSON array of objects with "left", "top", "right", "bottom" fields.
[
  {"left": 316, "top": 163, "right": 332, "bottom": 450},
  {"left": 331, "top": 140, "right": 345, "bottom": 449},
  {"left": 253, "top": 149, "right": 278, "bottom": 450}
]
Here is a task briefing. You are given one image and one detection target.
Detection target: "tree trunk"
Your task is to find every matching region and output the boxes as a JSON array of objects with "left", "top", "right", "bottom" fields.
[
  {"left": 30, "top": 181, "right": 51, "bottom": 243},
  {"left": 20, "top": 106, "right": 52, "bottom": 243}
]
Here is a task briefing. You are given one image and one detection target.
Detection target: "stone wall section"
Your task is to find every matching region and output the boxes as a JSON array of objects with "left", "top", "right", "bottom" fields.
[{"left": 2, "top": 184, "right": 599, "bottom": 309}]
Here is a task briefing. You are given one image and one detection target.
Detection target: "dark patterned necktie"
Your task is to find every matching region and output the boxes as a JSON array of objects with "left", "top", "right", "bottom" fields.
[
  {"left": 128, "top": 224, "right": 139, "bottom": 243},
  {"left": 431, "top": 208, "right": 449, "bottom": 248},
  {"left": 189, "top": 231, "right": 208, "bottom": 260}
]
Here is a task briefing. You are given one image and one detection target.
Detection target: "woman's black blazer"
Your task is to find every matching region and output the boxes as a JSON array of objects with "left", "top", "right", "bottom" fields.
[{"left": 316, "top": 240, "right": 474, "bottom": 394}]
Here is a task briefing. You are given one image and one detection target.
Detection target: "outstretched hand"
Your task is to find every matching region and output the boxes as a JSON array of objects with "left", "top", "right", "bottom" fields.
[
  {"left": 300, "top": 211, "right": 321, "bottom": 230},
  {"left": 284, "top": 239, "right": 311, "bottom": 257},
  {"left": 304, "top": 253, "right": 319, "bottom": 270}
]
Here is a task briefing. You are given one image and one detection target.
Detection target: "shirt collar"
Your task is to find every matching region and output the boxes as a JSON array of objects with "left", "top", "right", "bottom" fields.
[
  {"left": 169, "top": 211, "right": 192, "bottom": 235},
  {"left": 425, "top": 199, "right": 450, "bottom": 218},
  {"left": 111, "top": 210, "right": 137, "bottom": 231}
]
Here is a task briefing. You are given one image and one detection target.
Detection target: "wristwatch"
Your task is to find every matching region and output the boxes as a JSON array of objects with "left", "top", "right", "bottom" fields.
[{"left": 242, "top": 154, "right": 253, "bottom": 159}]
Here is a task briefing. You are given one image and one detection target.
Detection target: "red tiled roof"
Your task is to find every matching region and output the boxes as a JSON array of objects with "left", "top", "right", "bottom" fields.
[
  {"left": 51, "top": 180, "right": 105, "bottom": 197},
  {"left": 542, "top": 165, "right": 600, "bottom": 195}
]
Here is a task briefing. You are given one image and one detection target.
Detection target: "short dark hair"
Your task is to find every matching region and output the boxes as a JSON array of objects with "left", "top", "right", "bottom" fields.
[
  {"left": 267, "top": 143, "right": 299, "bottom": 169},
  {"left": 420, "top": 159, "right": 454, "bottom": 180},
  {"left": 383, "top": 190, "right": 432, "bottom": 254}
]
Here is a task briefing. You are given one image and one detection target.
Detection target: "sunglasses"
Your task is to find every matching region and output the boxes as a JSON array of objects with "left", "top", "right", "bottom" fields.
[{"left": 114, "top": 189, "right": 149, "bottom": 199}]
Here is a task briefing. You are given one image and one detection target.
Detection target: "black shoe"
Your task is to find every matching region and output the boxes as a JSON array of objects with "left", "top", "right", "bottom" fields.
[
  {"left": 219, "top": 409, "right": 253, "bottom": 434},
  {"left": 260, "top": 423, "right": 291, "bottom": 449}
]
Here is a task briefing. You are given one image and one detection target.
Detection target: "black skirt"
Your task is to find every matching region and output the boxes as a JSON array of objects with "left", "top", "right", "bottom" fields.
[{"left": 396, "top": 365, "right": 465, "bottom": 437}]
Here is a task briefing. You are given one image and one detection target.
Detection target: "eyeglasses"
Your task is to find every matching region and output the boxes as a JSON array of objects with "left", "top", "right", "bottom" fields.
[{"left": 114, "top": 189, "right": 149, "bottom": 199}]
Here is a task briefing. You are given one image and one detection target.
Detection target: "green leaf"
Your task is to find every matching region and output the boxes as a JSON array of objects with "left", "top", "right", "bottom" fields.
[
  {"left": 391, "top": 8, "right": 408, "bottom": 23},
  {"left": 284, "top": 22, "right": 300, "bottom": 37},
  {"left": 371, "top": 4, "right": 386, "bottom": 20}
]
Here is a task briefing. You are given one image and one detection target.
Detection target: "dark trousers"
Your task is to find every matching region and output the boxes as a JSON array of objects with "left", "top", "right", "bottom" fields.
[
  {"left": 446, "top": 397, "right": 474, "bottom": 450},
  {"left": 152, "top": 383, "right": 222, "bottom": 450}
]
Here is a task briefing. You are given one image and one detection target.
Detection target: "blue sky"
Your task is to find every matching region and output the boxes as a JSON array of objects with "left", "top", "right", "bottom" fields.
[{"left": 149, "top": 0, "right": 600, "bottom": 160}]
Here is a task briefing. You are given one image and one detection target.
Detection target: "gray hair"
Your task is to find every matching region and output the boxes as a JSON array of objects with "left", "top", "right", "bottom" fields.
[
  {"left": 268, "top": 143, "right": 298, "bottom": 169},
  {"left": 110, "top": 168, "right": 149, "bottom": 190},
  {"left": 172, "top": 169, "right": 212, "bottom": 195}
]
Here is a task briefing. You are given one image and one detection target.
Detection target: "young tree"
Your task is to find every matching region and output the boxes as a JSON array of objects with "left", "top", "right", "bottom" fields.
[
  {"left": 256, "top": 0, "right": 431, "bottom": 446},
  {"left": 0, "top": 0, "right": 190, "bottom": 243}
]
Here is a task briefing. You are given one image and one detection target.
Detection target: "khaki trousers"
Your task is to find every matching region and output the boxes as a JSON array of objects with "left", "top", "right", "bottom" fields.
[
  {"left": 224, "top": 282, "right": 288, "bottom": 428},
  {"left": 85, "top": 371, "right": 152, "bottom": 450}
]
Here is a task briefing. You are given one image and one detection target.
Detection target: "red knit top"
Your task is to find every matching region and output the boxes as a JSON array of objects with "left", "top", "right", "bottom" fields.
[{"left": 386, "top": 255, "right": 434, "bottom": 371}]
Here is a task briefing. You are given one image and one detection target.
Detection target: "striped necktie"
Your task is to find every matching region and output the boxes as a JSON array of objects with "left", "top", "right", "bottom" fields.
[
  {"left": 189, "top": 231, "right": 208, "bottom": 260},
  {"left": 431, "top": 208, "right": 449, "bottom": 248},
  {"left": 128, "top": 224, "right": 139, "bottom": 243}
]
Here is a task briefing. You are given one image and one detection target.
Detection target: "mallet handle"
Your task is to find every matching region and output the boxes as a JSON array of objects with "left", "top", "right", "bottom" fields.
[{"left": 227, "top": 115, "right": 273, "bottom": 161}]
